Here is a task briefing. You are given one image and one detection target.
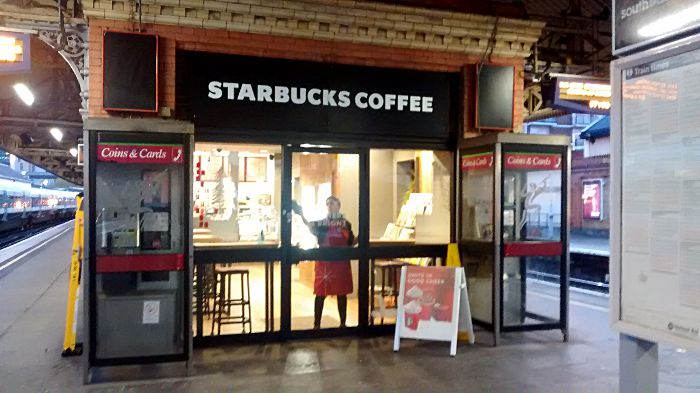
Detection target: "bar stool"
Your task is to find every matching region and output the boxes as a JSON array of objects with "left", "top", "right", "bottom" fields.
[
  {"left": 193, "top": 265, "right": 217, "bottom": 316},
  {"left": 211, "top": 264, "right": 252, "bottom": 335},
  {"left": 371, "top": 260, "right": 407, "bottom": 324}
]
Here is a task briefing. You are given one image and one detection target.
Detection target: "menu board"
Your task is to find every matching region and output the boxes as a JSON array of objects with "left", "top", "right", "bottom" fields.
[{"left": 617, "top": 46, "right": 700, "bottom": 348}]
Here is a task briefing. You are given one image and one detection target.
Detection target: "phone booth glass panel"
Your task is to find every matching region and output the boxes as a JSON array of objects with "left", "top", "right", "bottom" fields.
[
  {"left": 460, "top": 150, "right": 495, "bottom": 324},
  {"left": 459, "top": 134, "right": 570, "bottom": 342},
  {"left": 90, "top": 131, "right": 190, "bottom": 364}
]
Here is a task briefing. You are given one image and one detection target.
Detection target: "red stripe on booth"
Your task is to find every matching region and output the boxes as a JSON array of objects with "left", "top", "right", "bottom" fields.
[
  {"left": 96, "top": 254, "right": 185, "bottom": 273},
  {"left": 503, "top": 242, "right": 563, "bottom": 257}
]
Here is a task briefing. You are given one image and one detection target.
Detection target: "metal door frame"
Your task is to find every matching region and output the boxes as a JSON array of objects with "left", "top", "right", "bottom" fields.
[{"left": 280, "top": 145, "right": 370, "bottom": 339}]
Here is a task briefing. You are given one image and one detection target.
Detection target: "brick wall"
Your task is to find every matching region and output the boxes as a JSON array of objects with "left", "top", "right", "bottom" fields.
[{"left": 88, "top": 18, "right": 527, "bottom": 134}]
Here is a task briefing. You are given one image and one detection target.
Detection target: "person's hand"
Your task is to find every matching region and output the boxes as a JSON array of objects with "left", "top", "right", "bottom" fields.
[{"left": 291, "top": 200, "right": 303, "bottom": 215}]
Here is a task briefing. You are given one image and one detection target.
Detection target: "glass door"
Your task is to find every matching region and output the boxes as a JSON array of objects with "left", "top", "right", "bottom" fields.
[
  {"left": 282, "top": 147, "right": 364, "bottom": 335},
  {"left": 500, "top": 145, "right": 567, "bottom": 331},
  {"left": 458, "top": 148, "right": 497, "bottom": 329}
]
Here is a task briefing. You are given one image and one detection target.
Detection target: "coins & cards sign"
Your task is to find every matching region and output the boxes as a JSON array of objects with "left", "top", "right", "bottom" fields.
[{"left": 97, "top": 143, "right": 184, "bottom": 164}]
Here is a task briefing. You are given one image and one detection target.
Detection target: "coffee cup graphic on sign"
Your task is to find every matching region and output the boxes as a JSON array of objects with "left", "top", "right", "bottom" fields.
[{"left": 404, "top": 300, "right": 422, "bottom": 330}]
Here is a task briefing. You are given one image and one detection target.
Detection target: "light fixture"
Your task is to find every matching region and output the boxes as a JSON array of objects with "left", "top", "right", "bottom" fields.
[
  {"left": 69, "top": 147, "right": 78, "bottom": 157},
  {"left": 638, "top": 3, "right": 700, "bottom": 38},
  {"left": 50, "top": 128, "right": 63, "bottom": 142},
  {"left": 13, "top": 83, "right": 34, "bottom": 106},
  {"left": 300, "top": 143, "right": 332, "bottom": 149},
  {"left": 0, "top": 35, "right": 22, "bottom": 62},
  {"left": 19, "top": 133, "right": 33, "bottom": 145}
]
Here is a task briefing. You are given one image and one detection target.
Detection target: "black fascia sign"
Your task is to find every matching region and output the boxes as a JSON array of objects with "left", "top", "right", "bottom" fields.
[{"left": 177, "top": 50, "right": 456, "bottom": 140}]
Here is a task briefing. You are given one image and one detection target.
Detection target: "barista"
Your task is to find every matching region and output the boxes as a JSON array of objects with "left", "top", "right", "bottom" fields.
[{"left": 293, "top": 196, "right": 354, "bottom": 329}]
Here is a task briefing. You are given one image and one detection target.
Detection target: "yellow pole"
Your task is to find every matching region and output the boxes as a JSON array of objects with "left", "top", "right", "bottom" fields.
[
  {"left": 446, "top": 243, "right": 473, "bottom": 342},
  {"left": 446, "top": 243, "right": 461, "bottom": 268},
  {"left": 62, "top": 196, "right": 83, "bottom": 356}
]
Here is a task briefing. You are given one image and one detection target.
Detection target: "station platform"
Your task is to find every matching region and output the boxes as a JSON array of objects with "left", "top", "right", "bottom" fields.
[
  {"left": 569, "top": 232, "right": 609, "bottom": 256},
  {"left": 1, "top": 230, "right": 698, "bottom": 392}
]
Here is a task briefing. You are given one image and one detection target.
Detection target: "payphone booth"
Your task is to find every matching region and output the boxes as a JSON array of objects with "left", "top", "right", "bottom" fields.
[
  {"left": 459, "top": 133, "right": 570, "bottom": 345},
  {"left": 85, "top": 126, "right": 192, "bottom": 376}
]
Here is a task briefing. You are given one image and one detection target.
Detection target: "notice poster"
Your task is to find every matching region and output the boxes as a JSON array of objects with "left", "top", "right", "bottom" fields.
[
  {"left": 582, "top": 179, "right": 603, "bottom": 220},
  {"left": 142, "top": 170, "right": 170, "bottom": 206},
  {"left": 616, "top": 45, "right": 700, "bottom": 349},
  {"left": 394, "top": 265, "right": 474, "bottom": 356},
  {"left": 142, "top": 300, "right": 160, "bottom": 324}
]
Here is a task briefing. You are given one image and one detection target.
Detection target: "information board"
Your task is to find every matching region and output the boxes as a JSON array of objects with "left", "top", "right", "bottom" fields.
[{"left": 612, "top": 38, "right": 700, "bottom": 350}]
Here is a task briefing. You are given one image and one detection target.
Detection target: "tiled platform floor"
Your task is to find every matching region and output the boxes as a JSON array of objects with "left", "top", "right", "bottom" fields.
[{"left": 1, "top": 230, "right": 698, "bottom": 392}]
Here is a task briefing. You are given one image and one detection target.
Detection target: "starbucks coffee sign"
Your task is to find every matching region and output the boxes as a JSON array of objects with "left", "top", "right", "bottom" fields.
[{"left": 178, "top": 50, "right": 457, "bottom": 142}]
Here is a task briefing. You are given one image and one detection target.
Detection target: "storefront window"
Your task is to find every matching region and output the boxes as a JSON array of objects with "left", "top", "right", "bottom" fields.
[
  {"left": 502, "top": 152, "right": 563, "bottom": 242},
  {"left": 291, "top": 259, "right": 359, "bottom": 330},
  {"left": 197, "top": 261, "right": 281, "bottom": 336},
  {"left": 369, "top": 150, "right": 452, "bottom": 247},
  {"left": 193, "top": 143, "right": 281, "bottom": 246}
]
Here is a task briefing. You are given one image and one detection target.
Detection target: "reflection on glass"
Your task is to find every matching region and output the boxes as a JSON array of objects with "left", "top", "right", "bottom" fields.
[
  {"left": 503, "top": 165, "right": 562, "bottom": 242},
  {"left": 292, "top": 260, "right": 359, "bottom": 330},
  {"left": 291, "top": 153, "right": 359, "bottom": 249},
  {"left": 464, "top": 254, "right": 493, "bottom": 323},
  {"left": 503, "top": 256, "right": 560, "bottom": 327},
  {"left": 369, "top": 149, "right": 452, "bottom": 247},
  {"left": 192, "top": 143, "right": 281, "bottom": 246},
  {"left": 369, "top": 259, "right": 404, "bottom": 326},
  {"left": 96, "top": 163, "right": 184, "bottom": 255},
  {"left": 461, "top": 152, "right": 494, "bottom": 241}
]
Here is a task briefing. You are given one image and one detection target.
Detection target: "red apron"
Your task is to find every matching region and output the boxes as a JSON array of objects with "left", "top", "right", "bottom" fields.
[{"left": 313, "top": 224, "right": 353, "bottom": 296}]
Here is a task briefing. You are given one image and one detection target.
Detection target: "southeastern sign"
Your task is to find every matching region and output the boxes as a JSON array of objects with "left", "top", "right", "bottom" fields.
[{"left": 614, "top": 0, "right": 700, "bottom": 55}]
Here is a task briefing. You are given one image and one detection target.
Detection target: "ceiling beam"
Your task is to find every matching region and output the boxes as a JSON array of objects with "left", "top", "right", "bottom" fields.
[{"left": 0, "top": 116, "right": 82, "bottom": 127}]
